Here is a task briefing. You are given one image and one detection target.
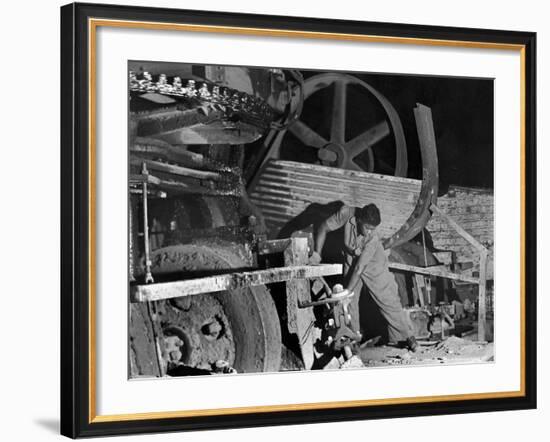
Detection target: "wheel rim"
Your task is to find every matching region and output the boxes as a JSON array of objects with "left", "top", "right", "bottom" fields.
[
  {"left": 267, "top": 73, "right": 407, "bottom": 176},
  {"left": 146, "top": 244, "right": 282, "bottom": 374}
]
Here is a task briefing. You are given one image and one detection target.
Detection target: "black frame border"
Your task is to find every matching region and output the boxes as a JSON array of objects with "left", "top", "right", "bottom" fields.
[{"left": 60, "top": 2, "right": 537, "bottom": 438}]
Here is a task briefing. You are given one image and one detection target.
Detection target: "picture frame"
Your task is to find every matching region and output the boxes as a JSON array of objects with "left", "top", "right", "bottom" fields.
[{"left": 60, "top": 2, "right": 537, "bottom": 438}]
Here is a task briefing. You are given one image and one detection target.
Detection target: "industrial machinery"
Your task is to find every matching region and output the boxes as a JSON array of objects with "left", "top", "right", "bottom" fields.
[{"left": 128, "top": 62, "right": 492, "bottom": 377}]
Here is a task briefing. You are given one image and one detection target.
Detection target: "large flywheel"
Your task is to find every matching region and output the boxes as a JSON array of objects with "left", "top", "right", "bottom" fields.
[
  {"left": 264, "top": 73, "right": 408, "bottom": 176},
  {"left": 141, "top": 243, "right": 282, "bottom": 375}
]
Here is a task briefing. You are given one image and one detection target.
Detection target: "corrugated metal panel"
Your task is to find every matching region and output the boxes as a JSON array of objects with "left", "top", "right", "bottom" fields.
[{"left": 249, "top": 160, "right": 422, "bottom": 240}]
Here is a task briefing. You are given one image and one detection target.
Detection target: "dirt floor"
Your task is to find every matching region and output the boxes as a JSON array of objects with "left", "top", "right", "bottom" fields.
[{"left": 358, "top": 336, "right": 494, "bottom": 368}]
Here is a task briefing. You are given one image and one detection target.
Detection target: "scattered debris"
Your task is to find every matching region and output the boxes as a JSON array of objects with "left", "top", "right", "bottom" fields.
[
  {"left": 359, "top": 336, "right": 494, "bottom": 367},
  {"left": 340, "top": 355, "right": 364, "bottom": 369}
]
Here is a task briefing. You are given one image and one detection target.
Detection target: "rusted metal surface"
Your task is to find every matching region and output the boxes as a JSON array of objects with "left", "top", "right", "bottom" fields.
[
  {"left": 128, "top": 62, "right": 292, "bottom": 116},
  {"left": 283, "top": 237, "right": 316, "bottom": 369},
  {"left": 132, "top": 263, "right": 343, "bottom": 302},
  {"left": 127, "top": 66, "right": 292, "bottom": 375},
  {"left": 158, "top": 121, "right": 266, "bottom": 146},
  {"left": 158, "top": 292, "right": 237, "bottom": 372},
  {"left": 257, "top": 239, "right": 291, "bottom": 255},
  {"left": 132, "top": 197, "right": 250, "bottom": 260},
  {"left": 382, "top": 103, "right": 439, "bottom": 249},
  {"left": 131, "top": 158, "right": 222, "bottom": 181},
  {"left": 130, "top": 173, "right": 240, "bottom": 197},
  {"left": 249, "top": 159, "right": 422, "bottom": 241},
  {"left": 129, "top": 143, "right": 242, "bottom": 197},
  {"left": 129, "top": 69, "right": 283, "bottom": 145},
  {"left": 131, "top": 136, "right": 206, "bottom": 168},
  {"left": 129, "top": 70, "right": 279, "bottom": 128},
  {"left": 248, "top": 104, "right": 439, "bottom": 250},
  {"left": 129, "top": 302, "right": 162, "bottom": 378},
  {"left": 135, "top": 107, "right": 226, "bottom": 138},
  {"left": 130, "top": 243, "right": 282, "bottom": 374}
]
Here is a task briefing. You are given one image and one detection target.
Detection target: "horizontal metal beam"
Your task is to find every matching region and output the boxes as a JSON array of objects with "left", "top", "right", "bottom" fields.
[
  {"left": 130, "top": 158, "right": 222, "bottom": 181},
  {"left": 132, "top": 136, "right": 206, "bottom": 168},
  {"left": 132, "top": 264, "right": 343, "bottom": 302},
  {"left": 389, "top": 262, "right": 479, "bottom": 284}
]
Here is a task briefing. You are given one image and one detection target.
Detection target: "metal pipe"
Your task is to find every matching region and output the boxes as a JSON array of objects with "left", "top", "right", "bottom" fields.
[{"left": 141, "top": 163, "right": 154, "bottom": 284}]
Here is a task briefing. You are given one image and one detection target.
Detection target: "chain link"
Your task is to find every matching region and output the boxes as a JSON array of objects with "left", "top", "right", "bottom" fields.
[{"left": 129, "top": 71, "right": 278, "bottom": 128}]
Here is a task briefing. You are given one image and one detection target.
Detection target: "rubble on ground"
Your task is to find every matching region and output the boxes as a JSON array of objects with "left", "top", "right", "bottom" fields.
[{"left": 359, "top": 336, "right": 493, "bottom": 367}]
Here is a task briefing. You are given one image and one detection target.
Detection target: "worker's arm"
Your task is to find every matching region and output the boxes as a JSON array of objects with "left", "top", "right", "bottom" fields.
[
  {"left": 346, "top": 264, "right": 365, "bottom": 293},
  {"left": 314, "top": 222, "right": 329, "bottom": 256},
  {"left": 309, "top": 222, "right": 328, "bottom": 264},
  {"left": 346, "top": 237, "right": 377, "bottom": 292},
  {"left": 311, "top": 205, "right": 352, "bottom": 264}
]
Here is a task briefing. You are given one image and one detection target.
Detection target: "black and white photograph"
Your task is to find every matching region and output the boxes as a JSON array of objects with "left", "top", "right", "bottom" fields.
[
  {"left": 128, "top": 61, "right": 495, "bottom": 378},
  {"left": 0, "top": 0, "right": 543, "bottom": 439}
]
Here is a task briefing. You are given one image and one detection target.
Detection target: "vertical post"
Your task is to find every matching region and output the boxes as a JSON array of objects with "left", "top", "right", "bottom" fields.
[
  {"left": 140, "top": 164, "right": 164, "bottom": 375},
  {"left": 141, "top": 163, "right": 154, "bottom": 284},
  {"left": 431, "top": 203, "right": 489, "bottom": 341},
  {"left": 478, "top": 250, "right": 488, "bottom": 341},
  {"left": 284, "top": 237, "right": 315, "bottom": 369},
  {"left": 129, "top": 194, "right": 136, "bottom": 282},
  {"left": 414, "top": 274, "right": 426, "bottom": 307}
]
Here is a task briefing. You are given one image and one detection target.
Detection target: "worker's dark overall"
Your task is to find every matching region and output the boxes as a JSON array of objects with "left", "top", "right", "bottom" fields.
[{"left": 325, "top": 205, "right": 412, "bottom": 343}]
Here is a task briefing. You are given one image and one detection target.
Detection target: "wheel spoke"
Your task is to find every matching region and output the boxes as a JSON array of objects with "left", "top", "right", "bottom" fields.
[
  {"left": 346, "top": 121, "right": 390, "bottom": 157},
  {"left": 288, "top": 120, "right": 327, "bottom": 148},
  {"left": 346, "top": 161, "right": 363, "bottom": 172},
  {"left": 330, "top": 81, "right": 347, "bottom": 144}
]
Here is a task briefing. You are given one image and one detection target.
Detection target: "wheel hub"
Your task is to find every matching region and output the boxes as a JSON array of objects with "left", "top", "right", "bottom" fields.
[
  {"left": 259, "top": 73, "right": 408, "bottom": 177},
  {"left": 131, "top": 243, "right": 282, "bottom": 375},
  {"left": 318, "top": 142, "right": 345, "bottom": 166},
  {"left": 160, "top": 294, "right": 236, "bottom": 371}
]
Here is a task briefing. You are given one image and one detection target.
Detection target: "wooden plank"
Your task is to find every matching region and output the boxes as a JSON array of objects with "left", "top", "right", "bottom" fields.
[
  {"left": 132, "top": 264, "right": 343, "bottom": 302},
  {"left": 414, "top": 274, "right": 426, "bottom": 307},
  {"left": 478, "top": 250, "right": 488, "bottom": 341},
  {"left": 284, "top": 238, "right": 315, "bottom": 370},
  {"left": 389, "top": 262, "right": 479, "bottom": 284}
]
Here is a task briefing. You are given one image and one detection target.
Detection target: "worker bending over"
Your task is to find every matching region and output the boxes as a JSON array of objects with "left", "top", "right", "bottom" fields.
[{"left": 311, "top": 203, "right": 417, "bottom": 352}]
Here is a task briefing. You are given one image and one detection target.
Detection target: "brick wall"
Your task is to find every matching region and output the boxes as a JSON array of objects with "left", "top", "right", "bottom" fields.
[{"left": 427, "top": 186, "right": 494, "bottom": 280}]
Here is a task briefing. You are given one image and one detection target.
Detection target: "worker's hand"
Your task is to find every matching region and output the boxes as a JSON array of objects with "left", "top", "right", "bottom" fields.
[{"left": 309, "top": 251, "right": 322, "bottom": 265}]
